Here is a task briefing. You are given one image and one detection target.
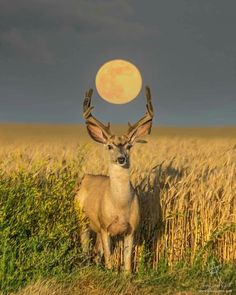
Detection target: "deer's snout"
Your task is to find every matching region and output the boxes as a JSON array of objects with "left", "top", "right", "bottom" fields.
[{"left": 117, "top": 156, "right": 126, "bottom": 165}]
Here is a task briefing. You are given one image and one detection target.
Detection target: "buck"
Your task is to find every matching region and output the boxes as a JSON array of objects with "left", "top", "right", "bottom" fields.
[{"left": 74, "top": 86, "right": 154, "bottom": 272}]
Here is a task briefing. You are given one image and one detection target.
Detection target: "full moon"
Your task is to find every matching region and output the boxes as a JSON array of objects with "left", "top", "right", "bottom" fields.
[{"left": 95, "top": 59, "right": 142, "bottom": 104}]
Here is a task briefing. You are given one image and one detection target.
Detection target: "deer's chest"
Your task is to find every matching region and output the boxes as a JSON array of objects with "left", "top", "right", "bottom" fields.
[{"left": 100, "top": 193, "right": 133, "bottom": 236}]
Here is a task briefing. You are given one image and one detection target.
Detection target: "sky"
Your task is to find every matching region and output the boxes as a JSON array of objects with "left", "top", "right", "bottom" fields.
[{"left": 0, "top": 0, "right": 236, "bottom": 126}]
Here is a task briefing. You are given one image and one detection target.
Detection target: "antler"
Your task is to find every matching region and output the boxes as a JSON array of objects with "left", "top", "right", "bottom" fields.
[
  {"left": 126, "top": 86, "right": 154, "bottom": 139},
  {"left": 83, "top": 88, "right": 113, "bottom": 139}
]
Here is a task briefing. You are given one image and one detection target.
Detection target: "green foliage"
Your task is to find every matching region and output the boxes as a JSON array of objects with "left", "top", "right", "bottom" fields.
[{"left": 0, "top": 166, "right": 82, "bottom": 293}]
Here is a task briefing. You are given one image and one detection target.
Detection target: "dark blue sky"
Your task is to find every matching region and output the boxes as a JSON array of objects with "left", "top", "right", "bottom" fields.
[{"left": 0, "top": 0, "right": 236, "bottom": 126}]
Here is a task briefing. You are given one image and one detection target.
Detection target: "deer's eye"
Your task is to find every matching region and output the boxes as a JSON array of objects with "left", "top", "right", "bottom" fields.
[
  {"left": 107, "top": 144, "right": 113, "bottom": 150},
  {"left": 126, "top": 144, "right": 132, "bottom": 150}
]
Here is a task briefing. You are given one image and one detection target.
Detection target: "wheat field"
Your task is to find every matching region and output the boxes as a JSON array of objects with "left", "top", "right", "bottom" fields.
[{"left": 0, "top": 124, "right": 235, "bottom": 294}]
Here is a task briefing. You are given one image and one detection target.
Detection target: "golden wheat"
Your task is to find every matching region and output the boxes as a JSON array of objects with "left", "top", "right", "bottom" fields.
[{"left": 1, "top": 131, "right": 235, "bottom": 271}]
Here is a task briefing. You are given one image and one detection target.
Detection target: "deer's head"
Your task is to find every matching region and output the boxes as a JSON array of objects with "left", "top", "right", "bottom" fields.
[{"left": 83, "top": 87, "right": 154, "bottom": 168}]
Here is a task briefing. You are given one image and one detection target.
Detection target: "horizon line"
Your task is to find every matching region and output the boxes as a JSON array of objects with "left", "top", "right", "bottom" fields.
[{"left": 0, "top": 122, "right": 235, "bottom": 129}]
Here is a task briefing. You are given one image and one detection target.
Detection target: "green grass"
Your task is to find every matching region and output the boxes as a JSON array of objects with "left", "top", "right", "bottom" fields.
[{"left": 0, "top": 163, "right": 82, "bottom": 293}]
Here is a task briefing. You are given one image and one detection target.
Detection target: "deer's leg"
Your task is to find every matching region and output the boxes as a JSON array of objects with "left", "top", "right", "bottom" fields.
[
  {"left": 94, "top": 233, "right": 104, "bottom": 264},
  {"left": 80, "top": 226, "right": 90, "bottom": 254},
  {"left": 124, "top": 233, "right": 134, "bottom": 273},
  {"left": 100, "top": 229, "right": 112, "bottom": 269}
]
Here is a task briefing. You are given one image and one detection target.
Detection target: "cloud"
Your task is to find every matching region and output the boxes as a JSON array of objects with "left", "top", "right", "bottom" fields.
[
  {"left": 183, "top": 1, "right": 236, "bottom": 54},
  {"left": 0, "top": 29, "right": 54, "bottom": 63},
  {"left": 0, "top": 0, "right": 159, "bottom": 63}
]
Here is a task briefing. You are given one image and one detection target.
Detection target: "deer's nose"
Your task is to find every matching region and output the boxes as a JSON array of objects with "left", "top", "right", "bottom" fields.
[{"left": 117, "top": 156, "right": 126, "bottom": 165}]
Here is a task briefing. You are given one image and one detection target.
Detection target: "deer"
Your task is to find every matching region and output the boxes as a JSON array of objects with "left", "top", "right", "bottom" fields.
[{"left": 74, "top": 86, "right": 154, "bottom": 272}]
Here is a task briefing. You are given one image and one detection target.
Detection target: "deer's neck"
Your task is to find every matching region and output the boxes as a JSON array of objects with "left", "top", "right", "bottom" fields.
[{"left": 109, "top": 164, "right": 132, "bottom": 208}]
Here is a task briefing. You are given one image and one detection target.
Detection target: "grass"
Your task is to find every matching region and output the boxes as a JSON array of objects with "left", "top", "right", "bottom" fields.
[{"left": 0, "top": 124, "right": 235, "bottom": 294}]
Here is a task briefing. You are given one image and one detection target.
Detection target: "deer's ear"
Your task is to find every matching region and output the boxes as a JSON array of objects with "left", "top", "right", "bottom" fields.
[
  {"left": 86, "top": 123, "right": 108, "bottom": 144},
  {"left": 129, "top": 120, "right": 152, "bottom": 144}
]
